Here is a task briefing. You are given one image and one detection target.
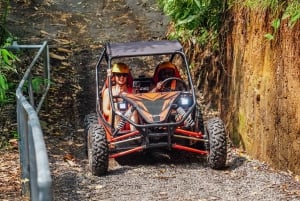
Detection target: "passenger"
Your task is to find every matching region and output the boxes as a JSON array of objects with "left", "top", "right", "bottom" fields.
[
  {"left": 102, "top": 62, "right": 137, "bottom": 130},
  {"left": 151, "top": 61, "right": 183, "bottom": 92}
]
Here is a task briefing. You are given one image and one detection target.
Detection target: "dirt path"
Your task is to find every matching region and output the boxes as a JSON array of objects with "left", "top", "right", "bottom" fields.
[{"left": 3, "top": 0, "right": 300, "bottom": 200}]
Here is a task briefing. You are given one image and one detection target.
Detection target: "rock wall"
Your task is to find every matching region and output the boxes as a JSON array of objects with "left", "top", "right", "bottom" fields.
[{"left": 223, "top": 7, "right": 300, "bottom": 174}]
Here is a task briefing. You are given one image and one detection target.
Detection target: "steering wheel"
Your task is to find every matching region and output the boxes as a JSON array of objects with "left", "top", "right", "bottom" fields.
[{"left": 159, "top": 77, "right": 188, "bottom": 92}]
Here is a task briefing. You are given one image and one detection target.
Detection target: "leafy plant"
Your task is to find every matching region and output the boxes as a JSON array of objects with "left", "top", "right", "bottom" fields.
[
  {"left": 11, "top": 130, "right": 19, "bottom": 139},
  {"left": 0, "top": 0, "right": 17, "bottom": 77},
  {"left": 0, "top": 73, "right": 8, "bottom": 103},
  {"left": 264, "top": 18, "right": 281, "bottom": 40},
  {"left": 264, "top": 33, "right": 274, "bottom": 40},
  {"left": 0, "top": 37, "right": 19, "bottom": 104},
  {"left": 31, "top": 77, "right": 49, "bottom": 94},
  {"left": 0, "top": 47, "right": 18, "bottom": 72},
  {"left": 158, "top": 0, "right": 225, "bottom": 48},
  {"left": 235, "top": 0, "right": 300, "bottom": 40},
  {"left": 0, "top": 0, "right": 21, "bottom": 148},
  {"left": 271, "top": 18, "right": 281, "bottom": 30},
  {"left": 283, "top": 1, "right": 300, "bottom": 27}
]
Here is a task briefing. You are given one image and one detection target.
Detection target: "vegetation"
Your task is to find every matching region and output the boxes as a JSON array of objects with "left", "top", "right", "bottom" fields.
[
  {"left": 0, "top": 38, "right": 18, "bottom": 105},
  {"left": 158, "top": 0, "right": 225, "bottom": 48},
  {"left": 0, "top": 0, "right": 18, "bottom": 105},
  {"left": 237, "top": 0, "right": 300, "bottom": 40},
  {"left": 158, "top": 0, "right": 300, "bottom": 44},
  {"left": 0, "top": 0, "right": 50, "bottom": 148},
  {"left": 0, "top": 0, "right": 19, "bottom": 148},
  {"left": 283, "top": 1, "right": 300, "bottom": 27}
]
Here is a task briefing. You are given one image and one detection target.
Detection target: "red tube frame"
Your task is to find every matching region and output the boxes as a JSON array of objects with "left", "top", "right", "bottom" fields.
[
  {"left": 110, "top": 146, "right": 144, "bottom": 158},
  {"left": 108, "top": 128, "right": 207, "bottom": 158},
  {"left": 172, "top": 144, "right": 208, "bottom": 155},
  {"left": 109, "top": 130, "right": 140, "bottom": 142},
  {"left": 175, "top": 128, "right": 203, "bottom": 138}
]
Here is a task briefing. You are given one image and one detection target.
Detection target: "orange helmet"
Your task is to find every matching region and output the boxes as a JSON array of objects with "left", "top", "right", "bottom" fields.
[{"left": 153, "top": 62, "right": 181, "bottom": 83}]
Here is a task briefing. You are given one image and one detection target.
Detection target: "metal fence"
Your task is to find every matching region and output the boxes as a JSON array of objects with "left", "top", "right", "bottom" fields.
[{"left": 14, "top": 41, "right": 52, "bottom": 200}]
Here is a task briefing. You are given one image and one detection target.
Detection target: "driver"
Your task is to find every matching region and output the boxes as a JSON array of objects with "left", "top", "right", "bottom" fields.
[
  {"left": 151, "top": 61, "right": 183, "bottom": 92},
  {"left": 102, "top": 62, "right": 137, "bottom": 130}
]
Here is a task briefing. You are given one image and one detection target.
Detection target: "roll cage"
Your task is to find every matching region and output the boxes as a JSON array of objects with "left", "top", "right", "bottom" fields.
[{"left": 95, "top": 40, "right": 196, "bottom": 132}]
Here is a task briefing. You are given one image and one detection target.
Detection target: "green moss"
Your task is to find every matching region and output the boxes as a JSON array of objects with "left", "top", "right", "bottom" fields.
[
  {"left": 231, "top": 125, "right": 241, "bottom": 146},
  {"left": 230, "top": 110, "right": 248, "bottom": 149},
  {"left": 238, "top": 111, "right": 246, "bottom": 134}
]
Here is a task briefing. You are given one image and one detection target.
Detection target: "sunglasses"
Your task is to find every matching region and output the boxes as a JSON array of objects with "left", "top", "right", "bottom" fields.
[{"left": 114, "top": 73, "right": 128, "bottom": 77}]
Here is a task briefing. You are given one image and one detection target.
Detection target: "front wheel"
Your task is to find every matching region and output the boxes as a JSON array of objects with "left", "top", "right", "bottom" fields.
[
  {"left": 206, "top": 117, "right": 227, "bottom": 169},
  {"left": 87, "top": 124, "right": 109, "bottom": 176},
  {"left": 84, "top": 112, "right": 98, "bottom": 135},
  {"left": 84, "top": 112, "right": 98, "bottom": 155}
]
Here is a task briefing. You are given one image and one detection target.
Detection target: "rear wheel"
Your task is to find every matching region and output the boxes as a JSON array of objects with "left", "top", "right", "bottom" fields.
[
  {"left": 87, "top": 124, "right": 109, "bottom": 176},
  {"left": 206, "top": 117, "right": 227, "bottom": 169}
]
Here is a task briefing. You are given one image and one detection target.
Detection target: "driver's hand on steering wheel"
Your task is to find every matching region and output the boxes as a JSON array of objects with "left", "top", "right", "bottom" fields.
[
  {"left": 156, "top": 81, "right": 162, "bottom": 90},
  {"left": 151, "top": 81, "right": 162, "bottom": 92}
]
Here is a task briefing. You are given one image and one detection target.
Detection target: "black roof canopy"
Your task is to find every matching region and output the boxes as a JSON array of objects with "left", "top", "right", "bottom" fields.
[{"left": 106, "top": 40, "right": 183, "bottom": 58}]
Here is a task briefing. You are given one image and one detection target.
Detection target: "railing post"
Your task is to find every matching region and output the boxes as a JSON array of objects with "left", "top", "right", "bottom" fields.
[{"left": 17, "top": 99, "right": 30, "bottom": 198}]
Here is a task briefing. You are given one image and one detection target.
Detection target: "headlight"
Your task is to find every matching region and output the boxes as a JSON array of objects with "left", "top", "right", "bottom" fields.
[
  {"left": 178, "top": 93, "right": 193, "bottom": 108},
  {"left": 118, "top": 101, "right": 128, "bottom": 111},
  {"left": 180, "top": 97, "right": 190, "bottom": 105}
]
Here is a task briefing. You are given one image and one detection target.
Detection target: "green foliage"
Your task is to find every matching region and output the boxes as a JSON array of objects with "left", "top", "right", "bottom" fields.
[
  {"left": 271, "top": 18, "right": 281, "bottom": 30},
  {"left": 0, "top": 39, "right": 18, "bottom": 104},
  {"left": 264, "top": 18, "right": 281, "bottom": 40},
  {"left": 0, "top": 0, "right": 23, "bottom": 148},
  {"left": 31, "top": 77, "right": 49, "bottom": 94},
  {"left": 241, "top": 0, "right": 280, "bottom": 11},
  {"left": 239, "top": 0, "right": 300, "bottom": 26},
  {"left": 0, "top": 49, "right": 18, "bottom": 72},
  {"left": 0, "top": 0, "right": 18, "bottom": 104},
  {"left": 32, "top": 77, "right": 44, "bottom": 93},
  {"left": 283, "top": 1, "right": 300, "bottom": 27},
  {"left": 158, "top": 0, "right": 225, "bottom": 48},
  {"left": 0, "top": 73, "right": 8, "bottom": 103},
  {"left": 264, "top": 33, "right": 274, "bottom": 40},
  {"left": 159, "top": 0, "right": 299, "bottom": 46},
  {"left": 11, "top": 130, "right": 19, "bottom": 139},
  {"left": 233, "top": 0, "right": 300, "bottom": 40}
]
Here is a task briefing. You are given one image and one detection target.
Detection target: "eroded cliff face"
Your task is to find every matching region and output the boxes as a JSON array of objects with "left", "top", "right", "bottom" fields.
[{"left": 223, "top": 7, "right": 300, "bottom": 174}]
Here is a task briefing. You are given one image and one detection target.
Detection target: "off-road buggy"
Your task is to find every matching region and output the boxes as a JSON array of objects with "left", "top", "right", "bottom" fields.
[{"left": 84, "top": 40, "right": 227, "bottom": 176}]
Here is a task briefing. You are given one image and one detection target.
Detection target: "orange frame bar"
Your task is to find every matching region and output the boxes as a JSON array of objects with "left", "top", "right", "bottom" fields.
[
  {"left": 175, "top": 128, "right": 203, "bottom": 138},
  {"left": 110, "top": 146, "right": 144, "bottom": 158},
  {"left": 172, "top": 144, "right": 208, "bottom": 155},
  {"left": 109, "top": 130, "right": 140, "bottom": 142}
]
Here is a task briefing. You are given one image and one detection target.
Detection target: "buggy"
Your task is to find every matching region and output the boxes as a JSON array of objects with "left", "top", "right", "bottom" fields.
[{"left": 84, "top": 40, "right": 227, "bottom": 176}]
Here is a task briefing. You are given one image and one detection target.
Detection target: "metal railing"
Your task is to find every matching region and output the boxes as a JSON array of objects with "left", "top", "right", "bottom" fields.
[{"left": 14, "top": 41, "right": 52, "bottom": 200}]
